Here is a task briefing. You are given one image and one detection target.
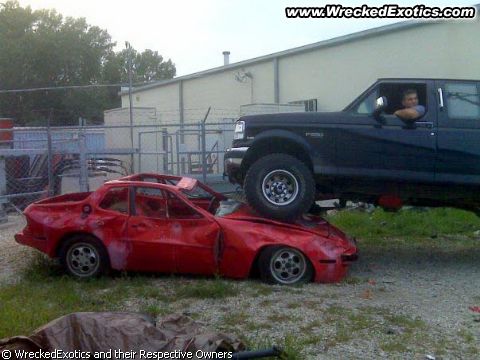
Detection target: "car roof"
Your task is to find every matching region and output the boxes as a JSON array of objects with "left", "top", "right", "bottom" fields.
[{"left": 103, "top": 173, "right": 198, "bottom": 192}]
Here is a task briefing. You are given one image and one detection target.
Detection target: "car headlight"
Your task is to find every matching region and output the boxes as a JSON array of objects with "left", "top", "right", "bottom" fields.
[{"left": 234, "top": 120, "right": 245, "bottom": 140}]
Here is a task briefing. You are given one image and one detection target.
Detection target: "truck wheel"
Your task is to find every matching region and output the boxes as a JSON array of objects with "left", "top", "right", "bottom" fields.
[
  {"left": 59, "top": 235, "right": 109, "bottom": 279},
  {"left": 244, "top": 153, "right": 315, "bottom": 221},
  {"left": 258, "top": 246, "right": 313, "bottom": 285}
]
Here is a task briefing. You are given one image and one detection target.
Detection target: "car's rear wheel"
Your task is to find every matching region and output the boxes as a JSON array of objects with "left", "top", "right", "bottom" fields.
[
  {"left": 59, "top": 235, "right": 109, "bottom": 279},
  {"left": 244, "top": 154, "right": 315, "bottom": 221},
  {"left": 258, "top": 246, "right": 313, "bottom": 285}
]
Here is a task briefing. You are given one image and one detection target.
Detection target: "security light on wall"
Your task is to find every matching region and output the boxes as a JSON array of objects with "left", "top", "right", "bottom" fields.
[{"left": 234, "top": 70, "right": 253, "bottom": 83}]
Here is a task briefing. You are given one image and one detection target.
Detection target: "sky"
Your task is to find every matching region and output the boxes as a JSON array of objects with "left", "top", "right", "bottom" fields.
[{"left": 19, "top": 0, "right": 478, "bottom": 77}]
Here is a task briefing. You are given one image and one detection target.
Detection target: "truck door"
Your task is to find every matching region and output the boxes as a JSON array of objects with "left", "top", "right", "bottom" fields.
[
  {"left": 435, "top": 80, "right": 480, "bottom": 184},
  {"left": 340, "top": 80, "right": 437, "bottom": 183}
]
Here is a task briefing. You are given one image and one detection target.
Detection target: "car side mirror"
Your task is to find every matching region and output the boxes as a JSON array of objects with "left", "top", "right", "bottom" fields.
[{"left": 373, "top": 96, "right": 388, "bottom": 120}]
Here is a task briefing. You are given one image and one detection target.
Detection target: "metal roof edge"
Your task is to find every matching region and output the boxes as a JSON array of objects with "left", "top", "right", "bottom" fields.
[{"left": 104, "top": 106, "right": 157, "bottom": 113}]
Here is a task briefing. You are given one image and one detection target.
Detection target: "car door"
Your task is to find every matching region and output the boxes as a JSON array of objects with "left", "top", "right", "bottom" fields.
[
  {"left": 95, "top": 185, "right": 131, "bottom": 270},
  {"left": 165, "top": 191, "right": 222, "bottom": 275},
  {"left": 339, "top": 80, "right": 437, "bottom": 183},
  {"left": 435, "top": 80, "right": 480, "bottom": 185},
  {"left": 126, "top": 186, "right": 176, "bottom": 272}
]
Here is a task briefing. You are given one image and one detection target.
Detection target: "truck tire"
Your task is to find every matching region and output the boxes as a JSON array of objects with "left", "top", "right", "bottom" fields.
[{"left": 244, "top": 153, "right": 315, "bottom": 221}]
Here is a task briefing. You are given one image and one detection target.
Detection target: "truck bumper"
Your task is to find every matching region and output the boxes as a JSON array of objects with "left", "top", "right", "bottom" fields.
[{"left": 224, "top": 147, "right": 249, "bottom": 185}]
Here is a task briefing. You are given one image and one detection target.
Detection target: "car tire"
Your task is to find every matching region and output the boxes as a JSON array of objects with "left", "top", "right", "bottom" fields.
[
  {"left": 258, "top": 246, "right": 313, "bottom": 285},
  {"left": 59, "top": 235, "right": 109, "bottom": 279},
  {"left": 244, "top": 153, "right": 315, "bottom": 221}
]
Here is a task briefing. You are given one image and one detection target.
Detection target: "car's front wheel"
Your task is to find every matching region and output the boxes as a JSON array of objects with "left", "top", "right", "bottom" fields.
[
  {"left": 244, "top": 153, "right": 315, "bottom": 221},
  {"left": 258, "top": 246, "right": 313, "bottom": 285},
  {"left": 59, "top": 235, "right": 109, "bottom": 279}
]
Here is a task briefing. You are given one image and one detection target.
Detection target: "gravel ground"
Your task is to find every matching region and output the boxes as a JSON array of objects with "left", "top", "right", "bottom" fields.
[
  {"left": 0, "top": 215, "right": 30, "bottom": 284},
  {"left": 1, "top": 215, "right": 479, "bottom": 359}
]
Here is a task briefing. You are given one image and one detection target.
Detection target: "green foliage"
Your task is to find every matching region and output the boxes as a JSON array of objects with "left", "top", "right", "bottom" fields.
[
  {"left": 0, "top": 258, "right": 138, "bottom": 337},
  {"left": 0, "top": 253, "right": 239, "bottom": 338},
  {"left": 245, "top": 334, "right": 305, "bottom": 360},
  {"left": 175, "top": 278, "right": 240, "bottom": 299},
  {"left": 328, "top": 207, "right": 480, "bottom": 247},
  {"left": 0, "top": 1, "right": 176, "bottom": 125},
  {"left": 105, "top": 49, "right": 176, "bottom": 84}
]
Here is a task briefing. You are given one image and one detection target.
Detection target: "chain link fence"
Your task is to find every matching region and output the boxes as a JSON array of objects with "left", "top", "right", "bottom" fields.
[{"left": 0, "top": 115, "right": 238, "bottom": 220}]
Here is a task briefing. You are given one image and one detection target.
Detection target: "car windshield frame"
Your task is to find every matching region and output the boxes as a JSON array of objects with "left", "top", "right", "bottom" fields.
[{"left": 180, "top": 183, "right": 215, "bottom": 199}]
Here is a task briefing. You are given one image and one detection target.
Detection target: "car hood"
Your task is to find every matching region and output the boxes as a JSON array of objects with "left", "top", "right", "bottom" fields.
[{"left": 220, "top": 203, "right": 351, "bottom": 242}]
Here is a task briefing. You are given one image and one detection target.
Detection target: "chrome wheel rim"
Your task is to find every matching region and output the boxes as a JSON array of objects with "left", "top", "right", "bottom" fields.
[
  {"left": 66, "top": 242, "right": 100, "bottom": 277},
  {"left": 270, "top": 248, "right": 306, "bottom": 284},
  {"left": 262, "top": 169, "right": 299, "bottom": 206}
]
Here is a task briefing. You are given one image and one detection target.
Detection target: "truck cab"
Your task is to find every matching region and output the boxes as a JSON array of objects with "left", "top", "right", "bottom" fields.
[{"left": 225, "top": 78, "right": 480, "bottom": 221}]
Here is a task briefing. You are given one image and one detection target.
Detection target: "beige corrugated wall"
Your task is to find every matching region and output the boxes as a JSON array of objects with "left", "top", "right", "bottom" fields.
[{"left": 120, "top": 19, "right": 480, "bottom": 120}]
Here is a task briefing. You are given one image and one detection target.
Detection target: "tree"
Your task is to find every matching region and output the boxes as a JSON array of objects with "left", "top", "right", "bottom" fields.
[
  {"left": 0, "top": 1, "right": 176, "bottom": 125},
  {"left": 103, "top": 48, "right": 176, "bottom": 84}
]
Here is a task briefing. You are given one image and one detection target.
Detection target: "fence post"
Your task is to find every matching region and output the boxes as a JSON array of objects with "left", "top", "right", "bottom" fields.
[
  {"left": 0, "top": 156, "right": 7, "bottom": 223},
  {"left": 138, "top": 131, "right": 142, "bottom": 173},
  {"left": 126, "top": 42, "right": 135, "bottom": 175},
  {"left": 47, "top": 110, "right": 54, "bottom": 197},
  {"left": 201, "top": 121, "right": 207, "bottom": 184},
  {"left": 175, "top": 132, "right": 180, "bottom": 175},
  {"left": 162, "top": 128, "right": 168, "bottom": 173},
  {"left": 78, "top": 118, "right": 88, "bottom": 192},
  {"left": 201, "top": 107, "right": 211, "bottom": 184}
]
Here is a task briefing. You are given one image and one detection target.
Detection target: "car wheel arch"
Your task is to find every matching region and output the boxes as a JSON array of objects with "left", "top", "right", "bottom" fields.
[
  {"left": 249, "top": 244, "right": 316, "bottom": 281},
  {"left": 55, "top": 232, "right": 107, "bottom": 259},
  {"left": 57, "top": 232, "right": 111, "bottom": 278}
]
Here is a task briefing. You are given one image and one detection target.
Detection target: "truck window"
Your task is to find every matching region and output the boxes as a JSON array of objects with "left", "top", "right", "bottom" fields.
[
  {"left": 378, "top": 83, "right": 427, "bottom": 115},
  {"left": 445, "top": 83, "right": 480, "bottom": 119},
  {"left": 354, "top": 90, "right": 377, "bottom": 114}
]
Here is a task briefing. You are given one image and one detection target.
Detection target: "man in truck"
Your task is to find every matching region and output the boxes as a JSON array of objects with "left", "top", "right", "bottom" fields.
[{"left": 393, "top": 88, "right": 426, "bottom": 120}]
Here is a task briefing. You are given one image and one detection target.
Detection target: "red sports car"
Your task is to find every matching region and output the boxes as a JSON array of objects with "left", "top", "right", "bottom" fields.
[{"left": 15, "top": 174, "right": 357, "bottom": 285}]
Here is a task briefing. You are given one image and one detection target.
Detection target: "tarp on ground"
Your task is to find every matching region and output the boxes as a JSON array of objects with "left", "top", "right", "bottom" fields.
[{"left": 0, "top": 312, "right": 245, "bottom": 359}]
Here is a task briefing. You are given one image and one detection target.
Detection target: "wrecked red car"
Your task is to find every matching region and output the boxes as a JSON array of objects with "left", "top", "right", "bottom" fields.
[{"left": 15, "top": 173, "right": 357, "bottom": 284}]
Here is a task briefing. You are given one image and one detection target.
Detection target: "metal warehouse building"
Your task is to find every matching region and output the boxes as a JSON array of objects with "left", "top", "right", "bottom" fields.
[{"left": 105, "top": 16, "right": 480, "bottom": 175}]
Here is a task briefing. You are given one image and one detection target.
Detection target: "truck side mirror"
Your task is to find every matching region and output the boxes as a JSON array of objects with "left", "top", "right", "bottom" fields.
[{"left": 373, "top": 96, "right": 388, "bottom": 119}]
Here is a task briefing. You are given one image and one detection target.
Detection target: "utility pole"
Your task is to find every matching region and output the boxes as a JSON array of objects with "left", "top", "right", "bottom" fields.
[{"left": 126, "top": 41, "right": 135, "bottom": 173}]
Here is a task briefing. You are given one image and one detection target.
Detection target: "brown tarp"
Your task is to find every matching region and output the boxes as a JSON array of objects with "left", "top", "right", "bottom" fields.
[{"left": 0, "top": 312, "right": 245, "bottom": 359}]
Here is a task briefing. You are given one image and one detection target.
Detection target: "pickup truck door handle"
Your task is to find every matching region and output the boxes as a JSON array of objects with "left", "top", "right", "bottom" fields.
[{"left": 415, "top": 121, "right": 433, "bottom": 129}]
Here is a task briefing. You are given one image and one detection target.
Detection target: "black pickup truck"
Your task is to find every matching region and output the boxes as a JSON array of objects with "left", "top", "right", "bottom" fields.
[{"left": 224, "top": 78, "right": 480, "bottom": 221}]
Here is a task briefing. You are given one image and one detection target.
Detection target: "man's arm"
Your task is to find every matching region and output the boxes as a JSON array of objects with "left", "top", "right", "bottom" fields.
[
  {"left": 394, "top": 105, "right": 425, "bottom": 120},
  {"left": 393, "top": 108, "right": 420, "bottom": 120}
]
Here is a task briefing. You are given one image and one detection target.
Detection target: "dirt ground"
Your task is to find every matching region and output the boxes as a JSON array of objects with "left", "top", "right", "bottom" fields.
[{"left": 1, "top": 214, "right": 479, "bottom": 359}]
